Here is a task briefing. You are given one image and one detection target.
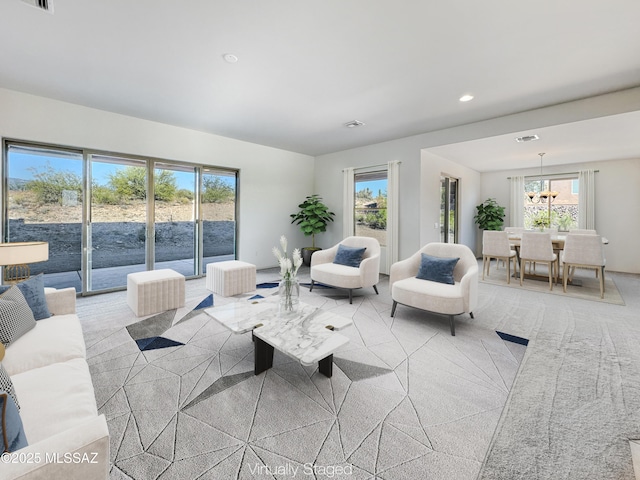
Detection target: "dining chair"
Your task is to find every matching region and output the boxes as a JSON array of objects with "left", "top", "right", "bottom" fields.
[
  {"left": 519, "top": 232, "right": 557, "bottom": 290},
  {"left": 482, "top": 231, "right": 518, "bottom": 284},
  {"left": 561, "top": 234, "right": 606, "bottom": 298}
]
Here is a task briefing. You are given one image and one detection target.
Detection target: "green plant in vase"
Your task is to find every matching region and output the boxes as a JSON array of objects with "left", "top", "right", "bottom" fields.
[
  {"left": 290, "top": 194, "right": 335, "bottom": 265},
  {"left": 474, "top": 198, "right": 506, "bottom": 230}
]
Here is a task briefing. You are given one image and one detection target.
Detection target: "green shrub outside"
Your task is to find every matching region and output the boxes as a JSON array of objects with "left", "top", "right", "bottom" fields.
[
  {"left": 202, "top": 177, "right": 234, "bottom": 203},
  {"left": 26, "top": 166, "right": 82, "bottom": 204},
  {"left": 25, "top": 164, "right": 233, "bottom": 206}
]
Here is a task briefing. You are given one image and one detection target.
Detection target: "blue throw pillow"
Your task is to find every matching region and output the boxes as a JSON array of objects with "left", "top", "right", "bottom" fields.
[
  {"left": 0, "top": 274, "right": 51, "bottom": 320},
  {"left": 0, "top": 390, "right": 28, "bottom": 452},
  {"left": 416, "top": 254, "right": 459, "bottom": 285},
  {"left": 333, "top": 244, "right": 367, "bottom": 268}
]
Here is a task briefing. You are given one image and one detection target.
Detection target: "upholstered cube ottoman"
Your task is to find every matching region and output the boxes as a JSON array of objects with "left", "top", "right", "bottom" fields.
[
  {"left": 206, "top": 260, "right": 256, "bottom": 297},
  {"left": 127, "top": 269, "right": 185, "bottom": 317}
]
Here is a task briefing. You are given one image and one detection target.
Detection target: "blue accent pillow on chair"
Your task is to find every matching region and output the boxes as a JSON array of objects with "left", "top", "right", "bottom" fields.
[
  {"left": 416, "top": 254, "right": 459, "bottom": 285},
  {"left": 0, "top": 274, "right": 51, "bottom": 320},
  {"left": 0, "top": 390, "right": 28, "bottom": 452},
  {"left": 333, "top": 244, "right": 367, "bottom": 268}
]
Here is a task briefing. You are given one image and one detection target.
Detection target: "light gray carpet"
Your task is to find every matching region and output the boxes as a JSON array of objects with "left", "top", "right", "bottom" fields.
[
  {"left": 77, "top": 264, "right": 640, "bottom": 480},
  {"left": 78, "top": 266, "right": 526, "bottom": 480},
  {"left": 476, "top": 270, "right": 640, "bottom": 480}
]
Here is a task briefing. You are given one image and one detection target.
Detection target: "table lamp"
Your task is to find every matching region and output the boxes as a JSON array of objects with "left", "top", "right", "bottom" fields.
[{"left": 0, "top": 241, "right": 49, "bottom": 284}]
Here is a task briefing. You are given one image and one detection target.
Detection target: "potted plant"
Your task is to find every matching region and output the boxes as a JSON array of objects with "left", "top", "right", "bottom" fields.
[
  {"left": 474, "top": 198, "right": 506, "bottom": 231},
  {"left": 290, "top": 194, "right": 335, "bottom": 266}
]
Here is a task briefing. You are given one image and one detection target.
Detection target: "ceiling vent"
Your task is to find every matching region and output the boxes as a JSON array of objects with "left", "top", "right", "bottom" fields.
[
  {"left": 515, "top": 134, "right": 539, "bottom": 143},
  {"left": 21, "top": 0, "right": 54, "bottom": 13},
  {"left": 344, "top": 120, "right": 365, "bottom": 128}
]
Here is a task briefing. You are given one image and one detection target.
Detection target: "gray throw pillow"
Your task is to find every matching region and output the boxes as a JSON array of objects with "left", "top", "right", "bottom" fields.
[
  {"left": 416, "top": 254, "right": 460, "bottom": 285},
  {"left": 0, "top": 274, "right": 51, "bottom": 320},
  {"left": 333, "top": 244, "right": 367, "bottom": 268},
  {"left": 0, "top": 389, "right": 28, "bottom": 451},
  {"left": 0, "top": 286, "right": 37, "bottom": 347}
]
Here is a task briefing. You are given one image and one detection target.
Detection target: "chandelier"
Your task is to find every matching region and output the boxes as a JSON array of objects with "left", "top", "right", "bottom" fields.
[{"left": 526, "top": 153, "right": 558, "bottom": 203}]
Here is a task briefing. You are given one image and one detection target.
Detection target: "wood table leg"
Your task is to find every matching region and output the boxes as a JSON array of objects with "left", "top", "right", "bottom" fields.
[
  {"left": 318, "top": 354, "right": 333, "bottom": 378},
  {"left": 254, "top": 334, "right": 274, "bottom": 375}
]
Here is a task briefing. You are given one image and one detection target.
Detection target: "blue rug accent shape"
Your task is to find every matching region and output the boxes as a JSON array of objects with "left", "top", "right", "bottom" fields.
[
  {"left": 496, "top": 331, "right": 529, "bottom": 346},
  {"left": 194, "top": 294, "right": 214, "bottom": 310},
  {"left": 136, "top": 336, "right": 184, "bottom": 351},
  {"left": 256, "top": 282, "right": 279, "bottom": 288},
  {"left": 248, "top": 294, "right": 264, "bottom": 300}
]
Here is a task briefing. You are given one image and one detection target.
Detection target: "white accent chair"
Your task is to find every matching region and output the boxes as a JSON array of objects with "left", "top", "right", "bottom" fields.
[
  {"left": 561, "top": 233, "right": 606, "bottom": 298},
  {"left": 519, "top": 232, "right": 557, "bottom": 290},
  {"left": 482, "top": 230, "right": 518, "bottom": 284},
  {"left": 309, "top": 236, "right": 380, "bottom": 304},
  {"left": 389, "top": 243, "right": 478, "bottom": 336}
]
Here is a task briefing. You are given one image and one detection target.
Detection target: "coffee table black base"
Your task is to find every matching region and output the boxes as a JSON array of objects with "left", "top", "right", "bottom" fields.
[{"left": 253, "top": 333, "right": 335, "bottom": 378}]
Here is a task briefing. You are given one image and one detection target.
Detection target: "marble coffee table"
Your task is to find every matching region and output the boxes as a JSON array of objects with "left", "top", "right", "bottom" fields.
[{"left": 204, "top": 297, "right": 351, "bottom": 377}]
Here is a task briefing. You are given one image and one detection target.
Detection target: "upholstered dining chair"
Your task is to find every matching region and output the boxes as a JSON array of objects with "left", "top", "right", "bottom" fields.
[
  {"left": 519, "top": 232, "right": 557, "bottom": 290},
  {"left": 561, "top": 234, "right": 606, "bottom": 298},
  {"left": 482, "top": 230, "right": 518, "bottom": 284},
  {"left": 389, "top": 242, "right": 478, "bottom": 336},
  {"left": 309, "top": 236, "right": 380, "bottom": 304}
]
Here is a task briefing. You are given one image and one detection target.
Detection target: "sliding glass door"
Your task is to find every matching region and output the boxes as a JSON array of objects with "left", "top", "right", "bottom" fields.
[
  {"left": 440, "top": 175, "right": 458, "bottom": 243},
  {"left": 4, "top": 144, "right": 84, "bottom": 291},
  {"left": 154, "top": 163, "right": 197, "bottom": 277},
  {"left": 3, "top": 140, "right": 239, "bottom": 294},
  {"left": 201, "top": 169, "right": 237, "bottom": 273},
  {"left": 88, "top": 156, "right": 148, "bottom": 291}
]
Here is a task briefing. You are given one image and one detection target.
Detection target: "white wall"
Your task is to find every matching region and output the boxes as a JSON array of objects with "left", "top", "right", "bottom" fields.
[
  {"left": 0, "top": 88, "right": 315, "bottom": 269},
  {"left": 481, "top": 157, "right": 640, "bottom": 273}
]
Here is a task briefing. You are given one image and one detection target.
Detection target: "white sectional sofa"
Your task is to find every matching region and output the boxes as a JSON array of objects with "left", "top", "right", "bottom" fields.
[{"left": 2, "top": 287, "right": 109, "bottom": 480}]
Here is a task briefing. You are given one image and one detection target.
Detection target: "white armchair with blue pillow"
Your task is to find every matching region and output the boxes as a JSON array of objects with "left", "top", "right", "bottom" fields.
[
  {"left": 389, "top": 242, "right": 478, "bottom": 336},
  {"left": 309, "top": 236, "right": 381, "bottom": 304}
]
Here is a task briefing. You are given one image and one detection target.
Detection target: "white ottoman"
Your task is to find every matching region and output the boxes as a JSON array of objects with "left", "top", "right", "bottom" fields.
[
  {"left": 206, "top": 261, "right": 256, "bottom": 297},
  {"left": 127, "top": 269, "right": 185, "bottom": 317}
]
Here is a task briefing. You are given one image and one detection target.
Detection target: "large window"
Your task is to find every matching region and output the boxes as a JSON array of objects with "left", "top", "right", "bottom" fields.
[
  {"left": 3, "top": 140, "right": 237, "bottom": 293},
  {"left": 524, "top": 177, "right": 578, "bottom": 230},
  {"left": 354, "top": 171, "right": 387, "bottom": 246}
]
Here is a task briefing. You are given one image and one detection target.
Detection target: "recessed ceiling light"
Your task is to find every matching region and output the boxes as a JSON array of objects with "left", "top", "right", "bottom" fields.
[
  {"left": 459, "top": 94, "right": 474, "bottom": 102},
  {"left": 344, "top": 120, "right": 365, "bottom": 128},
  {"left": 222, "top": 53, "right": 238, "bottom": 64},
  {"left": 515, "top": 135, "right": 540, "bottom": 143}
]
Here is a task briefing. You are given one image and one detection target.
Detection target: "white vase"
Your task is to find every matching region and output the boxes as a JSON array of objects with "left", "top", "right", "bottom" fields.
[{"left": 278, "top": 276, "right": 300, "bottom": 315}]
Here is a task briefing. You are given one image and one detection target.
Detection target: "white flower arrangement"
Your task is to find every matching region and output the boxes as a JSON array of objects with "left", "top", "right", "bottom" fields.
[{"left": 272, "top": 235, "right": 302, "bottom": 280}]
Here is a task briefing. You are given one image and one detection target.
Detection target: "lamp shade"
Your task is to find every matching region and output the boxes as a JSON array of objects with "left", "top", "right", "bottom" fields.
[{"left": 0, "top": 242, "right": 49, "bottom": 266}]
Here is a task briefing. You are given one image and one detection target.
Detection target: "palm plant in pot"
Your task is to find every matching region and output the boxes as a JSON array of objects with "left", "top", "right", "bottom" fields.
[{"left": 290, "top": 194, "right": 335, "bottom": 266}]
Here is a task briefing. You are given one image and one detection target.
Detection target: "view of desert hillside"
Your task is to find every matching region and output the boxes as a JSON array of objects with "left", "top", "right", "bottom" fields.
[{"left": 8, "top": 190, "right": 235, "bottom": 223}]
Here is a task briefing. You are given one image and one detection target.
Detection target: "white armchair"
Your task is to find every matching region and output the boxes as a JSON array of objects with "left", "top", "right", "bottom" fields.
[
  {"left": 310, "top": 236, "right": 380, "bottom": 304},
  {"left": 389, "top": 243, "right": 478, "bottom": 336}
]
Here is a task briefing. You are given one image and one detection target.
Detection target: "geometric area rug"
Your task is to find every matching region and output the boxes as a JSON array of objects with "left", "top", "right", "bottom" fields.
[{"left": 83, "top": 280, "right": 527, "bottom": 480}]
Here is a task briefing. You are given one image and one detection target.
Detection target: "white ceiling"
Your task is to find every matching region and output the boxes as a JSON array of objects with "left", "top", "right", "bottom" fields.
[
  {"left": 1, "top": 0, "right": 640, "bottom": 164},
  {"left": 429, "top": 109, "right": 640, "bottom": 172}
]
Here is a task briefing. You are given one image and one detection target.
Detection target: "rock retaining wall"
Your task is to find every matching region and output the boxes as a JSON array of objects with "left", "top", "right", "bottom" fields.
[{"left": 8, "top": 219, "right": 235, "bottom": 273}]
